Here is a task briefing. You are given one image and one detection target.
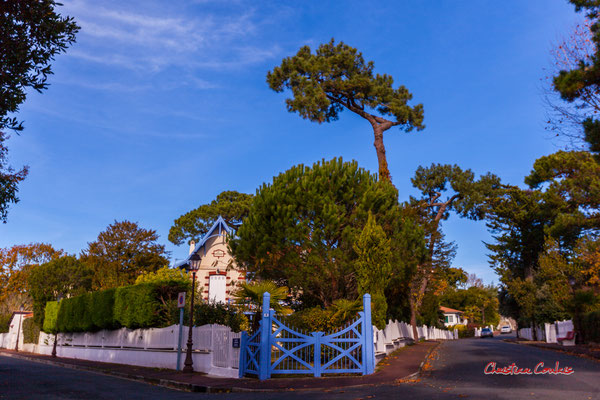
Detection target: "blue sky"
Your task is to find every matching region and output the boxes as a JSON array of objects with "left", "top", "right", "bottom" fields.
[{"left": 1, "top": 0, "right": 582, "bottom": 284}]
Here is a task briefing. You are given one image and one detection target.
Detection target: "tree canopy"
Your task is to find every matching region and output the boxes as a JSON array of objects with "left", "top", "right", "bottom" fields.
[
  {"left": 267, "top": 39, "right": 424, "bottom": 182},
  {"left": 169, "top": 190, "right": 253, "bottom": 246},
  {"left": 0, "top": 243, "right": 62, "bottom": 313},
  {"left": 229, "top": 157, "right": 422, "bottom": 307},
  {"left": 28, "top": 255, "right": 92, "bottom": 325},
  {"left": 0, "top": 133, "right": 27, "bottom": 222},
  {"left": 1, "top": 0, "right": 79, "bottom": 133},
  {"left": 81, "top": 220, "right": 170, "bottom": 290},
  {"left": 1, "top": 1, "right": 78, "bottom": 221}
]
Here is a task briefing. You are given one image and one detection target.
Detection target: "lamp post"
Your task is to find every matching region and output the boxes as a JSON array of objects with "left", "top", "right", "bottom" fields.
[
  {"left": 183, "top": 252, "right": 201, "bottom": 373},
  {"left": 52, "top": 295, "right": 63, "bottom": 358},
  {"left": 15, "top": 305, "right": 24, "bottom": 352}
]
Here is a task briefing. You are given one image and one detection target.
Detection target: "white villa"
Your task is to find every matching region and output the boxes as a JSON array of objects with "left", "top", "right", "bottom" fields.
[
  {"left": 441, "top": 306, "right": 467, "bottom": 327},
  {"left": 175, "top": 216, "right": 245, "bottom": 304}
]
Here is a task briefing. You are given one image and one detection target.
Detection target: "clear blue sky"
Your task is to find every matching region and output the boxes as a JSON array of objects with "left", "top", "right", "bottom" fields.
[{"left": 1, "top": 0, "right": 582, "bottom": 285}]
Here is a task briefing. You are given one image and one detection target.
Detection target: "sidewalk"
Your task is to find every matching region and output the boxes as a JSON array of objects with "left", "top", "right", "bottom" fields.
[
  {"left": 0, "top": 341, "right": 439, "bottom": 393},
  {"left": 503, "top": 338, "right": 600, "bottom": 361}
]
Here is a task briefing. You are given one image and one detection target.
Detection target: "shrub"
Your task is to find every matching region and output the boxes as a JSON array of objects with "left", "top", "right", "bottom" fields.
[
  {"left": 114, "top": 284, "right": 160, "bottom": 329},
  {"left": 0, "top": 314, "right": 11, "bottom": 333},
  {"left": 449, "top": 324, "right": 474, "bottom": 338},
  {"left": 23, "top": 318, "right": 40, "bottom": 344},
  {"left": 43, "top": 301, "right": 60, "bottom": 333},
  {"left": 56, "top": 293, "right": 94, "bottom": 332},
  {"left": 286, "top": 307, "right": 335, "bottom": 333},
  {"left": 90, "top": 288, "right": 117, "bottom": 330},
  {"left": 192, "top": 302, "right": 249, "bottom": 333},
  {"left": 581, "top": 309, "right": 600, "bottom": 344}
]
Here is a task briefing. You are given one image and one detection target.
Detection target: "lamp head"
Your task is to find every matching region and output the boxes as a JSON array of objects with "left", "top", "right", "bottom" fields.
[{"left": 188, "top": 252, "right": 201, "bottom": 272}]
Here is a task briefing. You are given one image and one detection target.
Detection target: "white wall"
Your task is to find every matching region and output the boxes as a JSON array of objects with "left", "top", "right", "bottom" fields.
[{"left": 0, "top": 323, "right": 241, "bottom": 378}]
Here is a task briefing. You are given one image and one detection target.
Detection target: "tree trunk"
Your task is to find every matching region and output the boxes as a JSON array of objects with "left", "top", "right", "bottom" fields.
[
  {"left": 372, "top": 128, "right": 391, "bottom": 182},
  {"left": 409, "top": 296, "right": 419, "bottom": 341}
]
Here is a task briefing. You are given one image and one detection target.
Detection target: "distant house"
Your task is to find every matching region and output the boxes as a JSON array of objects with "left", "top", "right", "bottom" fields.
[
  {"left": 440, "top": 306, "right": 466, "bottom": 327},
  {"left": 175, "top": 216, "right": 245, "bottom": 303}
]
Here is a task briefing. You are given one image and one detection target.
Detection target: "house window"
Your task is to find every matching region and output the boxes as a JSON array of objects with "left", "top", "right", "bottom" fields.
[
  {"left": 209, "top": 275, "right": 226, "bottom": 303},
  {"left": 448, "top": 315, "right": 454, "bottom": 323}
]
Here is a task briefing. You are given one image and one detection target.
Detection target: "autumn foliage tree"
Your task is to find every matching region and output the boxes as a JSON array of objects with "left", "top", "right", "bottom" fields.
[
  {"left": 267, "top": 39, "right": 424, "bottom": 182},
  {"left": 81, "top": 220, "right": 170, "bottom": 290},
  {"left": 0, "top": 243, "right": 62, "bottom": 313}
]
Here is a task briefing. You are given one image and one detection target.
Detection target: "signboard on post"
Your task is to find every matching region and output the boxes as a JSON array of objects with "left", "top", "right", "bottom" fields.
[
  {"left": 177, "top": 292, "right": 186, "bottom": 308},
  {"left": 232, "top": 338, "right": 240, "bottom": 348}
]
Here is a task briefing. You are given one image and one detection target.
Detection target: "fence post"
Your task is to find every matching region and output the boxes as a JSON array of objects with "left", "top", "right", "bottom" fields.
[
  {"left": 238, "top": 331, "right": 247, "bottom": 378},
  {"left": 362, "top": 294, "right": 375, "bottom": 375},
  {"left": 258, "top": 292, "right": 271, "bottom": 381},
  {"left": 312, "top": 332, "right": 323, "bottom": 377}
]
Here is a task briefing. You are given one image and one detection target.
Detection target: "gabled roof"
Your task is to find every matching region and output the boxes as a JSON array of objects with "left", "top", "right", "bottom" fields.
[
  {"left": 174, "top": 216, "right": 234, "bottom": 269},
  {"left": 440, "top": 306, "right": 464, "bottom": 314}
]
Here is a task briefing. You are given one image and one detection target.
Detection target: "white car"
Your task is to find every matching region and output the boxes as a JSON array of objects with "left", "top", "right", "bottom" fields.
[{"left": 500, "top": 325, "right": 512, "bottom": 334}]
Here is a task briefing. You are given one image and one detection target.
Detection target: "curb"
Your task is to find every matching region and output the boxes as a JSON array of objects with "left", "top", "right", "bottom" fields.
[
  {"left": 0, "top": 344, "right": 440, "bottom": 393},
  {"left": 401, "top": 341, "right": 441, "bottom": 381},
  {"left": 0, "top": 352, "right": 217, "bottom": 393}
]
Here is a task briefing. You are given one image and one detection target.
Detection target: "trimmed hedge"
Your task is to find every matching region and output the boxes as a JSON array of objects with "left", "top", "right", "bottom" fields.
[
  {"left": 0, "top": 314, "right": 11, "bottom": 333},
  {"left": 581, "top": 309, "right": 600, "bottom": 344},
  {"left": 114, "top": 283, "right": 161, "bottom": 329},
  {"left": 43, "top": 301, "right": 60, "bottom": 333},
  {"left": 23, "top": 318, "right": 40, "bottom": 344},
  {"left": 91, "top": 288, "right": 117, "bottom": 330}
]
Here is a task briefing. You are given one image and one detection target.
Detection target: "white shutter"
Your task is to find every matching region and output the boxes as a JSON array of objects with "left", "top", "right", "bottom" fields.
[{"left": 209, "top": 275, "right": 227, "bottom": 303}]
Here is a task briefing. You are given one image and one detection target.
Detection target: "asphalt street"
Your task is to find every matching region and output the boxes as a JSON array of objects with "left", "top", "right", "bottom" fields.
[{"left": 1, "top": 334, "right": 598, "bottom": 399}]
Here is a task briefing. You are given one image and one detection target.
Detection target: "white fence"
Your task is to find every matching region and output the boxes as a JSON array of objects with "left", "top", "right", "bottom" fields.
[
  {"left": 372, "top": 320, "right": 456, "bottom": 364},
  {"left": 518, "top": 320, "right": 575, "bottom": 346},
  {"left": 0, "top": 314, "right": 241, "bottom": 377}
]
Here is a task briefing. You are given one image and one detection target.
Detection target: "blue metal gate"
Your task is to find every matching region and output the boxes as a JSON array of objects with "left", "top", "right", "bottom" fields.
[{"left": 239, "top": 293, "right": 375, "bottom": 380}]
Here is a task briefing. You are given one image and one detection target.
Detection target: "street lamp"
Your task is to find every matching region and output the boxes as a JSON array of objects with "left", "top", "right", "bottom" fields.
[
  {"left": 183, "top": 252, "right": 201, "bottom": 373},
  {"left": 15, "top": 304, "right": 24, "bottom": 352},
  {"left": 52, "top": 295, "right": 63, "bottom": 358}
]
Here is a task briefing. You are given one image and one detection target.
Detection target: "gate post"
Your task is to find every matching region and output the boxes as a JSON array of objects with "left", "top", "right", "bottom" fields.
[
  {"left": 362, "top": 294, "right": 375, "bottom": 375},
  {"left": 238, "top": 331, "right": 247, "bottom": 378},
  {"left": 258, "top": 292, "right": 271, "bottom": 381},
  {"left": 312, "top": 332, "right": 324, "bottom": 377}
]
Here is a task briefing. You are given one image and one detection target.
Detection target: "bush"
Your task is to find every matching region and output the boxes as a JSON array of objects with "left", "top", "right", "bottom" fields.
[
  {"left": 581, "top": 309, "right": 600, "bottom": 344},
  {"left": 192, "top": 302, "right": 248, "bottom": 333},
  {"left": 90, "top": 288, "right": 117, "bottom": 330},
  {"left": 286, "top": 307, "right": 335, "bottom": 333},
  {"left": 449, "top": 324, "right": 475, "bottom": 338},
  {"left": 43, "top": 301, "right": 60, "bottom": 333},
  {"left": 56, "top": 293, "right": 94, "bottom": 332},
  {"left": 114, "top": 281, "right": 188, "bottom": 329},
  {"left": 0, "top": 314, "right": 11, "bottom": 333},
  {"left": 23, "top": 318, "right": 40, "bottom": 344}
]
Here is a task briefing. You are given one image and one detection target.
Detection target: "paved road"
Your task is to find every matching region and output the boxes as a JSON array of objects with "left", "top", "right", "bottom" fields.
[{"left": 1, "top": 335, "right": 598, "bottom": 399}]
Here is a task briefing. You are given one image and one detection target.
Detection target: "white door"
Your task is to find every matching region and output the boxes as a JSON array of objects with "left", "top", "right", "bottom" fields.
[{"left": 209, "top": 275, "right": 227, "bottom": 303}]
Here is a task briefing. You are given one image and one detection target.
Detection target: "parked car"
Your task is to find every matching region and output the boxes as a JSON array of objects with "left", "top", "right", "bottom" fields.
[
  {"left": 500, "top": 325, "right": 512, "bottom": 334},
  {"left": 481, "top": 327, "right": 494, "bottom": 338}
]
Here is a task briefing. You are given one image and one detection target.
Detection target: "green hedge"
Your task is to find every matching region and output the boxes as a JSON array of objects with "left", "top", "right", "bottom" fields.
[
  {"left": 57, "top": 293, "right": 94, "bottom": 332},
  {"left": 581, "top": 309, "right": 600, "bottom": 343},
  {"left": 45, "top": 280, "right": 241, "bottom": 333},
  {"left": 0, "top": 314, "right": 11, "bottom": 333},
  {"left": 23, "top": 318, "right": 40, "bottom": 344},
  {"left": 91, "top": 288, "right": 117, "bottom": 330},
  {"left": 114, "top": 283, "right": 161, "bottom": 329},
  {"left": 43, "top": 301, "right": 60, "bottom": 333}
]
